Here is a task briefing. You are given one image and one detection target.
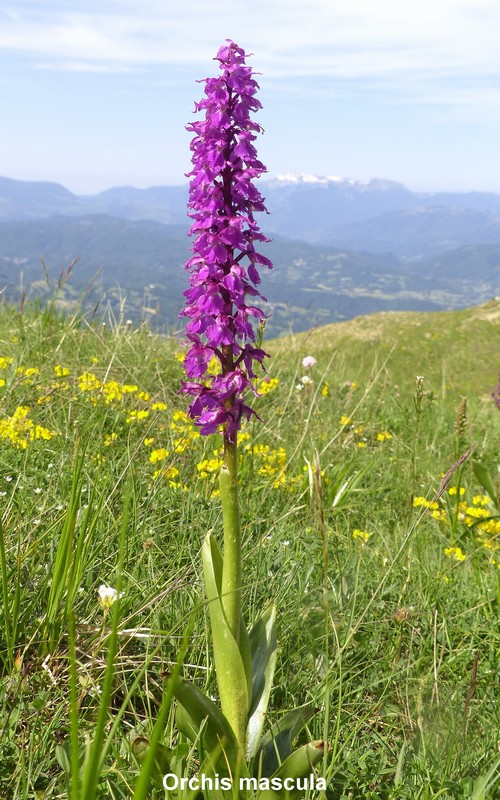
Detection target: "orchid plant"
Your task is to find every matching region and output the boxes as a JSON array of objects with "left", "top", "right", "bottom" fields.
[{"left": 134, "top": 41, "right": 326, "bottom": 797}]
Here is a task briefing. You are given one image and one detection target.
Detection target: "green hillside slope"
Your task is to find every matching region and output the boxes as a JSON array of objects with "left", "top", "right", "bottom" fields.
[{"left": 270, "top": 298, "right": 500, "bottom": 401}]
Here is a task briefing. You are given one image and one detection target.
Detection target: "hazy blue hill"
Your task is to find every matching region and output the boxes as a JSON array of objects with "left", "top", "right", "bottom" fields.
[
  {"left": 262, "top": 178, "right": 416, "bottom": 240},
  {"left": 325, "top": 206, "right": 500, "bottom": 257},
  {"left": 416, "top": 243, "right": 500, "bottom": 283},
  {"left": 2, "top": 175, "right": 500, "bottom": 256},
  {"left": 0, "top": 214, "right": 189, "bottom": 281},
  {"left": 0, "top": 215, "right": 190, "bottom": 324},
  {"left": 0, "top": 176, "right": 84, "bottom": 219},
  {"left": 88, "top": 184, "right": 188, "bottom": 224},
  {"left": 1, "top": 214, "right": 498, "bottom": 336}
]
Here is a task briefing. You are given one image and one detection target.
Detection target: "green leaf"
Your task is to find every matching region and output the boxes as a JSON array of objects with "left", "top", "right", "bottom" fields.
[
  {"left": 132, "top": 737, "right": 173, "bottom": 786},
  {"left": 258, "top": 740, "right": 327, "bottom": 800},
  {"left": 170, "top": 674, "right": 240, "bottom": 769},
  {"left": 202, "top": 532, "right": 250, "bottom": 745},
  {"left": 55, "top": 743, "right": 71, "bottom": 776},
  {"left": 253, "top": 705, "right": 318, "bottom": 778},
  {"left": 470, "top": 754, "right": 500, "bottom": 800},
  {"left": 473, "top": 461, "right": 499, "bottom": 509},
  {"left": 246, "top": 603, "right": 277, "bottom": 760}
]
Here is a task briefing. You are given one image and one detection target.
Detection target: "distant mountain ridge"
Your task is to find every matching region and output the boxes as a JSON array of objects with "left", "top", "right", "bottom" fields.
[
  {"left": 2, "top": 173, "right": 500, "bottom": 258},
  {"left": 0, "top": 214, "right": 498, "bottom": 337},
  {"left": 0, "top": 174, "right": 499, "bottom": 335}
]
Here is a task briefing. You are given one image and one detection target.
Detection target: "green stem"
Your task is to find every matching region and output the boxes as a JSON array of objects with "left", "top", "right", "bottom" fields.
[{"left": 220, "top": 435, "right": 242, "bottom": 645}]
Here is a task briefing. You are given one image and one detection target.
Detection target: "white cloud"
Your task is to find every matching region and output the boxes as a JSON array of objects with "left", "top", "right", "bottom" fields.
[{"left": 0, "top": 0, "right": 499, "bottom": 86}]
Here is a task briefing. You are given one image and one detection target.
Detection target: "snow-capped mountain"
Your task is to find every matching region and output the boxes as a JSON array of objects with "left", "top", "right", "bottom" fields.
[{"left": 1, "top": 173, "right": 500, "bottom": 257}]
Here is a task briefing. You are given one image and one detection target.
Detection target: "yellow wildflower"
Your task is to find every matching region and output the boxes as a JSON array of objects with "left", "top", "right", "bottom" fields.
[
  {"left": 413, "top": 496, "right": 439, "bottom": 510},
  {"left": 472, "top": 494, "right": 491, "bottom": 506},
  {"left": 126, "top": 409, "right": 149, "bottom": 423},
  {"left": 78, "top": 372, "right": 101, "bottom": 392},
  {"left": 196, "top": 456, "right": 223, "bottom": 479},
  {"left": 152, "top": 465, "right": 179, "bottom": 481},
  {"left": 352, "top": 529, "right": 372, "bottom": 542},
  {"left": 258, "top": 377, "right": 279, "bottom": 395},
  {"left": 340, "top": 415, "right": 353, "bottom": 426},
  {"left": 151, "top": 402, "right": 167, "bottom": 411},
  {"left": 150, "top": 448, "right": 170, "bottom": 464},
  {"left": 101, "top": 380, "right": 123, "bottom": 404},
  {"left": 54, "top": 365, "right": 70, "bottom": 377},
  {"left": 17, "top": 366, "right": 40, "bottom": 378},
  {"left": 0, "top": 405, "right": 56, "bottom": 448},
  {"left": 444, "top": 546, "right": 466, "bottom": 562}
]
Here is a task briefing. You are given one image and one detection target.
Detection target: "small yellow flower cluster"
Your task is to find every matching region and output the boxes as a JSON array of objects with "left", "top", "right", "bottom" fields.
[
  {"left": 126, "top": 409, "right": 149, "bottom": 423},
  {"left": 413, "top": 496, "right": 440, "bottom": 510},
  {"left": 76, "top": 371, "right": 167, "bottom": 420},
  {"left": 171, "top": 410, "right": 200, "bottom": 454},
  {"left": 340, "top": 416, "right": 393, "bottom": 449},
  {"left": 78, "top": 371, "right": 101, "bottom": 392},
  {"left": 0, "top": 405, "right": 56, "bottom": 449},
  {"left": 472, "top": 494, "right": 491, "bottom": 505},
  {"left": 244, "top": 443, "right": 294, "bottom": 489},
  {"left": 16, "top": 366, "right": 40, "bottom": 385},
  {"left": 206, "top": 356, "right": 222, "bottom": 375},
  {"left": 196, "top": 455, "right": 223, "bottom": 479},
  {"left": 152, "top": 465, "right": 185, "bottom": 489},
  {"left": 17, "top": 366, "right": 40, "bottom": 378},
  {"left": 258, "top": 377, "right": 279, "bottom": 396},
  {"left": 352, "top": 529, "right": 372, "bottom": 542},
  {"left": 54, "top": 365, "right": 70, "bottom": 377},
  {"left": 150, "top": 448, "right": 170, "bottom": 464},
  {"left": 416, "top": 489, "right": 499, "bottom": 564},
  {"left": 444, "top": 546, "right": 466, "bottom": 562}
]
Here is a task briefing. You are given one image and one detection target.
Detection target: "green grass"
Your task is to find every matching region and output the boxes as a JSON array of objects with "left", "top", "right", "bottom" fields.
[{"left": 0, "top": 300, "right": 499, "bottom": 799}]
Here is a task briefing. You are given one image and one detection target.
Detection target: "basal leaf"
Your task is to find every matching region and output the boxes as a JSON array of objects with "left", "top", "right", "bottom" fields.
[{"left": 246, "top": 603, "right": 277, "bottom": 760}]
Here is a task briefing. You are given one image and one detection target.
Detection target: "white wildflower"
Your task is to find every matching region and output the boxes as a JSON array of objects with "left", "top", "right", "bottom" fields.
[{"left": 98, "top": 584, "right": 123, "bottom": 610}]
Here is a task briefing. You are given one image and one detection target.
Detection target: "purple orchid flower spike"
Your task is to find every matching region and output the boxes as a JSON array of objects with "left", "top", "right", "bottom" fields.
[{"left": 180, "top": 40, "right": 272, "bottom": 442}]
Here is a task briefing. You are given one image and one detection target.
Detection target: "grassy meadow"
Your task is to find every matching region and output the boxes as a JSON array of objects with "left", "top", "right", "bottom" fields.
[{"left": 0, "top": 298, "right": 499, "bottom": 799}]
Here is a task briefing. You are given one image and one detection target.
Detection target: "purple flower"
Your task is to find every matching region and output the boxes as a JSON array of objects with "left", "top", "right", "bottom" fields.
[{"left": 180, "top": 41, "right": 272, "bottom": 441}]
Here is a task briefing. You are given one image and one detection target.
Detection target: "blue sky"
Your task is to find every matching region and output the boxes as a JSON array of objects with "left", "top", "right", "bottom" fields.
[{"left": 1, "top": 0, "right": 499, "bottom": 195}]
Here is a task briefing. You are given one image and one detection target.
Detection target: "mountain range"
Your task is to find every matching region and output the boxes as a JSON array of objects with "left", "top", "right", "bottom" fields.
[{"left": 0, "top": 173, "right": 499, "bottom": 334}]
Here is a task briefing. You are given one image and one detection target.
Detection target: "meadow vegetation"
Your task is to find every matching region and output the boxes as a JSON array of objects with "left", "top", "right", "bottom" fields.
[{"left": 0, "top": 299, "right": 499, "bottom": 799}]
